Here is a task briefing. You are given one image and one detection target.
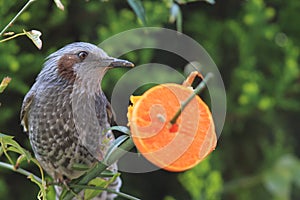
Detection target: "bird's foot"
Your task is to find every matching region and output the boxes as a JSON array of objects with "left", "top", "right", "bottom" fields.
[{"left": 57, "top": 175, "right": 72, "bottom": 190}]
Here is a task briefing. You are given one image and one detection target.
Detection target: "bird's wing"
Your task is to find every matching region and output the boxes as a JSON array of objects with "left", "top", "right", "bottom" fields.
[
  {"left": 106, "top": 101, "right": 116, "bottom": 125},
  {"left": 20, "top": 91, "right": 35, "bottom": 132}
]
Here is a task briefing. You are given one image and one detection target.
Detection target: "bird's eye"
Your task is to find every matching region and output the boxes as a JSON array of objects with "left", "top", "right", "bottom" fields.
[{"left": 78, "top": 51, "right": 88, "bottom": 60}]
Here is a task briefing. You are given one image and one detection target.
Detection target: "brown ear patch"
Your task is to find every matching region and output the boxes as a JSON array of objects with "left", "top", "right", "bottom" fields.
[{"left": 57, "top": 54, "right": 80, "bottom": 82}]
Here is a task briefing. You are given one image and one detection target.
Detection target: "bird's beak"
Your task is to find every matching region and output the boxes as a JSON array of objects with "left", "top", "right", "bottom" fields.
[{"left": 108, "top": 58, "right": 134, "bottom": 68}]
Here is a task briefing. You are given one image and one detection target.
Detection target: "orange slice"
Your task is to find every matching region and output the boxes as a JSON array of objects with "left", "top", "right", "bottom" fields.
[{"left": 127, "top": 82, "right": 217, "bottom": 172}]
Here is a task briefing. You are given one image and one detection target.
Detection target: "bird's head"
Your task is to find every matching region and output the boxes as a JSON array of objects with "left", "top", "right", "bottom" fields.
[{"left": 37, "top": 42, "right": 133, "bottom": 88}]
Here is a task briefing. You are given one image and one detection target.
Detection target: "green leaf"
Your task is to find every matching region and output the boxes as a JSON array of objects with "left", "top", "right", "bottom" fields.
[
  {"left": 127, "top": 0, "right": 147, "bottom": 25},
  {"left": 84, "top": 177, "right": 107, "bottom": 200},
  {"left": 60, "top": 138, "right": 134, "bottom": 199},
  {"left": 72, "top": 163, "right": 90, "bottom": 171},
  {"left": 103, "top": 135, "right": 129, "bottom": 164},
  {"left": 1, "top": 133, "right": 32, "bottom": 161},
  {"left": 109, "top": 126, "right": 131, "bottom": 135},
  {"left": 59, "top": 189, "right": 68, "bottom": 200},
  {"left": 0, "top": 133, "right": 12, "bottom": 138},
  {"left": 99, "top": 170, "right": 119, "bottom": 178},
  {"left": 28, "top": 174, "right": 47, "bottom": 200},
  {"left": 84, "top": 174, "right": 119, "bottom": 200},
  {"left": 0, "top": 132, "right": 46, "bottom": 197},
  {"left": 23, "top": 29, "right": 42, "bottom": 50}
]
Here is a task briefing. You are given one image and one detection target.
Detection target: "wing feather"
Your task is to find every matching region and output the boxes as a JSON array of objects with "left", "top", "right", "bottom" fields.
[{"left": 20, "top": 92, "right": 35, "bottom": 132}]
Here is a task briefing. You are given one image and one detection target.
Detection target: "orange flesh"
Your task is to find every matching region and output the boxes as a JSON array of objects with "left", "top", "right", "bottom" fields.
[{"left": 128, "top": 83, "right": 217, "bottom": 171}]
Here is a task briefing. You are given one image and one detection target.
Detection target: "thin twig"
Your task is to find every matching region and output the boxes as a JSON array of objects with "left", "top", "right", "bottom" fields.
[
  {"left": 170, "top": 72, "right": 214, "bottom": 124},
  {"left": 0, "top": 32, "right": 26, "bottom": 43},
  {"left": 0, "top": 0, "right": 36, "bottom": 36},
  {"left": 0, "top": 140, "right": 14, "bottom": 165},
  {"left": 0, "top": 161, "right": 43, "bottom": 183}
]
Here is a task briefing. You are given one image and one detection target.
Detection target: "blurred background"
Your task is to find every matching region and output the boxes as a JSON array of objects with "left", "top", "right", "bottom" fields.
[{"left": 1, "top": 0, "right": 300, "bottom": 199}]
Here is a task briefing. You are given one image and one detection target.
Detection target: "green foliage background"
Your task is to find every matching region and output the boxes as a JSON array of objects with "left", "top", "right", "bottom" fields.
[{"left": 1, "top": 0, "right": 300, "bottom": 199}]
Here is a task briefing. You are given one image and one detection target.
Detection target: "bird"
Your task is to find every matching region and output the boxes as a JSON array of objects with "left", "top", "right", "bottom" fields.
[{"left": 20, "top": 42, "right": 134, "bottom": 199}]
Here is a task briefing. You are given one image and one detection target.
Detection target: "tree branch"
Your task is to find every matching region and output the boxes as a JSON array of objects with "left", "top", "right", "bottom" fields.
[
  {"left": 0, "top": 161, "right": 43, "bottom": 183},
  {"left": 0, "top": 0, "right": 36, "bottom": 36},
  {"left": 170, "top": 72, "right": 213, "bottom": 124}
]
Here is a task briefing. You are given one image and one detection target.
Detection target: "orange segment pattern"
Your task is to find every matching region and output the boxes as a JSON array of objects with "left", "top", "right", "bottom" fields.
[{"left": 128, "top": 83, "right": 217, "bottom": 172}]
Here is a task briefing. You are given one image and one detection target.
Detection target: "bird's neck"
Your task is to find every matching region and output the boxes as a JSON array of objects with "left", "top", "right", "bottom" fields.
[
  {"left": 72, "top": 66, "right": 108, "bottom": 95},
  {"left": 73, "top": 68, "right": 106, "bottom": 96}
]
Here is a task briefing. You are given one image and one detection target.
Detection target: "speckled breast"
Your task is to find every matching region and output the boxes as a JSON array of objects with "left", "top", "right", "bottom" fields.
[{"left": 27, "top": 84, "right": 97, "bottom": 179}]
